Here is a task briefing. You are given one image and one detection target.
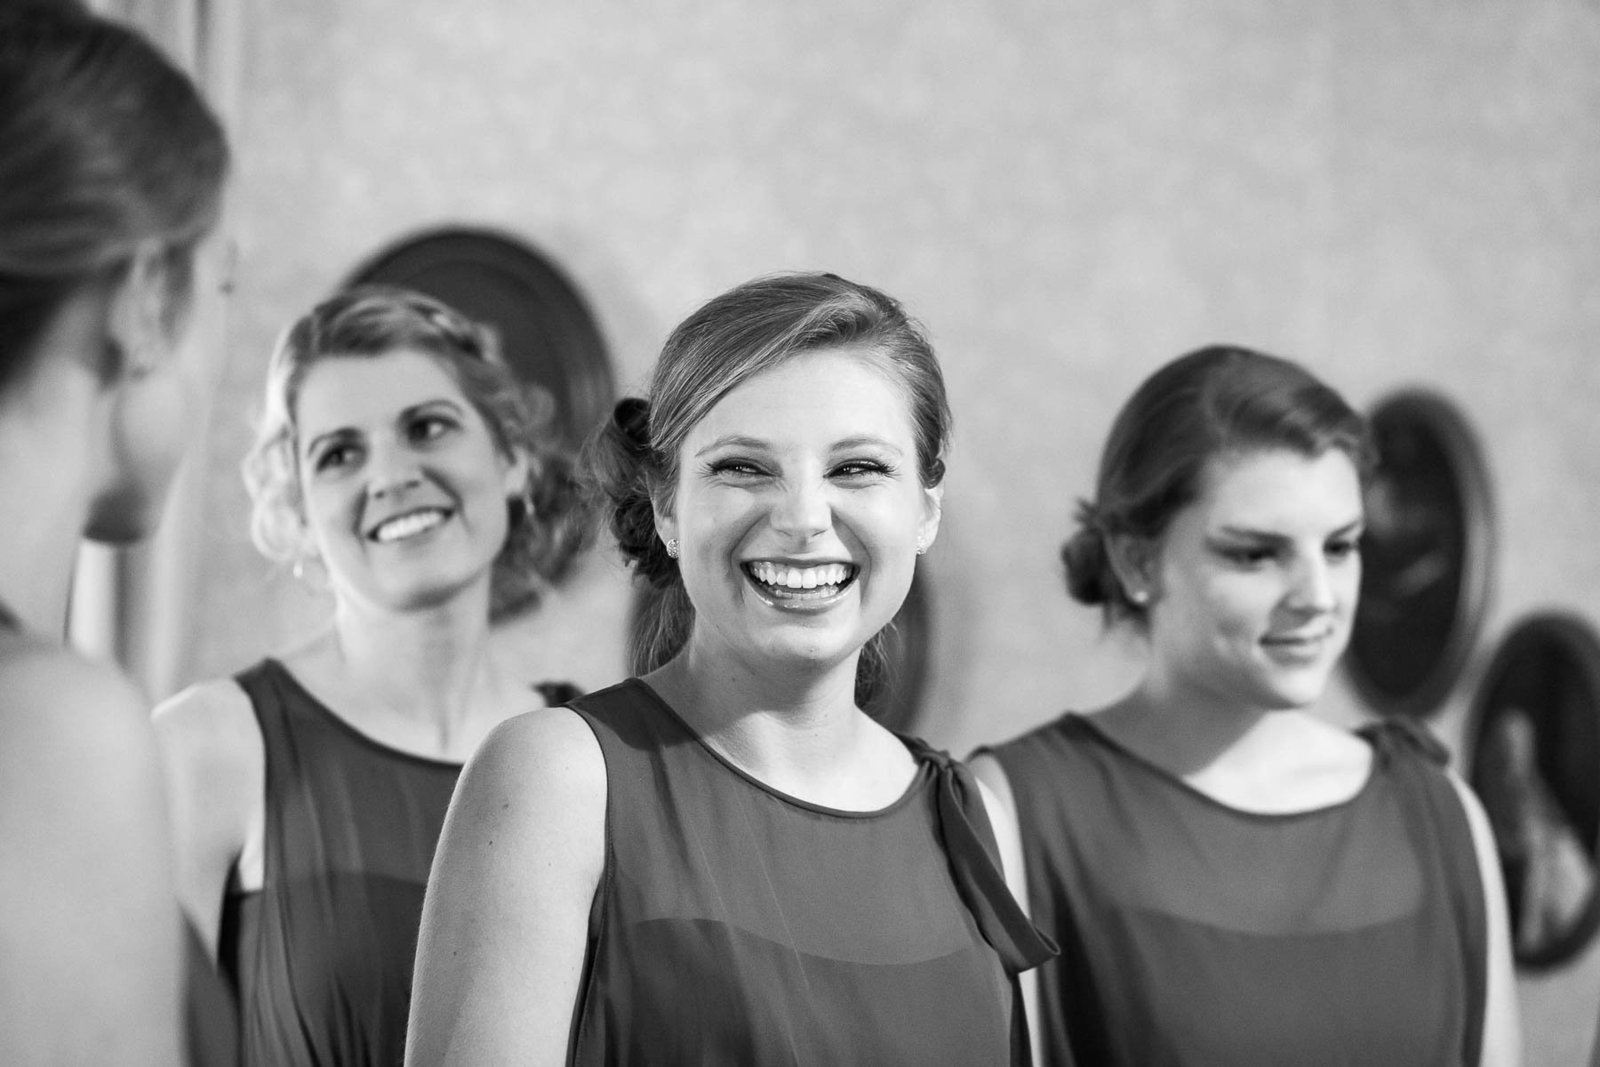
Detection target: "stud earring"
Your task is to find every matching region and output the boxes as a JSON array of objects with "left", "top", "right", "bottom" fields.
[
  {"left": 666, "top": 538, "right": 680, "bottom": 559},
  {"left": 915, "top": 537, "right": 929, "bottom": 556},
  {"left": 1128, "top": 587, "right": 1150, "bottom": 605}
]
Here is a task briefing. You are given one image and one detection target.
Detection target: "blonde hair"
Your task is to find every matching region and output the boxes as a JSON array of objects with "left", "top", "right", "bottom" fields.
[{"left": 243, "top": 285, "right": 589, "bottom": 618}]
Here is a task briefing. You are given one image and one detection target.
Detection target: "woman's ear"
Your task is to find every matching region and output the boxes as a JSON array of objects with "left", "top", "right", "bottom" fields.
[
  {"left": 1106, "top": 533, "right": 1160, "bottom": 606},
  {"left": 104, "top": 241, "right": 173, "bottom": 381},
  {"left": 650, "top": 480, "right": 679, "bottom": 554},
  {"left": 501, "top": 445, "right": 532, "bottom": 499},
  {"left": 916, "top": 483, "right": 943, "bottom": 555}
]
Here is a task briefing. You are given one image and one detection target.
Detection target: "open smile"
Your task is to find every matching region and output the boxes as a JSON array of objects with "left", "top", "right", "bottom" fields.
[
  {"left": 742, "top": 560, "right": 859, "bottom": 608},
  {"left": 367, "top": 506, "right": 452, "bottom": 544}
]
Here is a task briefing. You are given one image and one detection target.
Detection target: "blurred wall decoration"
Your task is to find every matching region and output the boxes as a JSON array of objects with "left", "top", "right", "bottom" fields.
[
  {"left": 1345, "top": 389, "right": 1495, "bottom": 718},
  {"left": 1471, "top": 611, "right": 1600, "bottom": 971}
]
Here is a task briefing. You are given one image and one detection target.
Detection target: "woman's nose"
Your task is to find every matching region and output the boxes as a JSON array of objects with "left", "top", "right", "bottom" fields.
[
  {"left": 1286, "top": 554, "right": 1337, "bottom": 612},
  {"left": 769, "top": 479, "right": 831, "bottom": 540},
  {"left": 366, "top": 443, "right": 423, "bottom": 500}
]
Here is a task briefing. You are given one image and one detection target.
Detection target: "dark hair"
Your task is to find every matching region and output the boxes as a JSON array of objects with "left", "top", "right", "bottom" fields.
[
  {"left": 0, "top": 3, "right": 229, "bottom": 391},
  {"left": 242, "top": 285, "right": 590, "bottom": 620},
  {"left": 1063, "top": 344, "right": 1375, "bottom": 623},
  {"left": 586, "top": 272, "right": 951, "bottom": 703}
]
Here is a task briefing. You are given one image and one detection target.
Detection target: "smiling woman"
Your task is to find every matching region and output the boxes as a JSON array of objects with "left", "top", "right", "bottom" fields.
[
  {"left": 970, "top": 345, "right": 1521, "bottom": 1067},
  {"left": 405, "top": 272, "right": 1054, "bottom": 1066},
  {"left": 152, "top": 286, "right": 589, "bottom": 1067}
]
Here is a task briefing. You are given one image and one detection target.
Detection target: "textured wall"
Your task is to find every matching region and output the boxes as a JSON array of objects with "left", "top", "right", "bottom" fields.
[{"left": 182, "top": 0, "right": 1600, "bottom": 1060}]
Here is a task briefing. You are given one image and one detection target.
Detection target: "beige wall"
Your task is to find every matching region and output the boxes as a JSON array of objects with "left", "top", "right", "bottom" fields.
[{"left": 178, "top": 1, "right": 1600, "bottom": 1060}]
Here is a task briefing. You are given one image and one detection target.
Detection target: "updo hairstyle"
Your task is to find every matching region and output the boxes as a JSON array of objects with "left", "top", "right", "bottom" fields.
[
  {"left": 586, "top": 271, "right": 952, "bottom": 696},
  {"left": 1063, "top": 344, "right": 1375, "bottom": 624},
  {"left": 242, "top": 285, "right": 589, "bottom": 619},
  {"left": 0, "top": 2, "right": 229, "bottom": 390}
]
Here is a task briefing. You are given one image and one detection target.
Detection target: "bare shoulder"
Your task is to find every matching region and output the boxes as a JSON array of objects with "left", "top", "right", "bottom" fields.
[
  {"left": 150, "top": 675, "right": 263, "bottom": 878},
  {"left": 438, "top": 705, "right": 609, "bottom": 895},
  {"left": 0, "top": 640, "right": 174, "bottom": 915},
  {"left": 461, "top": 704, "right": 607, "bottom": 815},
  {"left": 0, "top": 640, "right": 157, "bottom": 797},
  {"left": 409, "top": 706, "right": 608, "bottom": 1065},
  {"left": 151, "top": 674, "right": 262, "bottom": 779},
  {"left": 0, "top": 642, "right": 185, "bottom": 1066}
]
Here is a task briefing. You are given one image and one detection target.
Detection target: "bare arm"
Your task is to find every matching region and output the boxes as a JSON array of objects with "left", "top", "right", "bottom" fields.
[
  {"left": 0, "top": 643, "right": 185, "bottom": 1066},
  {"left": 1449, "top": 773, "right": 1522, "bottom": 1067},
  {"left": 152, "top": 678, "right": 262, "bottom": 960},
  {"left": 970, "top": 751, "right": 1043, "bottom": 1067},
  {"left": 406, "top": 706, "right": 607, "bottom": 1066}
]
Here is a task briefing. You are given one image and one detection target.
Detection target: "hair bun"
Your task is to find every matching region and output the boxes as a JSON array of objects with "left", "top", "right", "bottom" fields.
[
  {"left": 612, "top": 397, "right": 653, "bottom": 456},
  {"left": 1061, "top": 500, "right": 1119, "bottom": 608}
]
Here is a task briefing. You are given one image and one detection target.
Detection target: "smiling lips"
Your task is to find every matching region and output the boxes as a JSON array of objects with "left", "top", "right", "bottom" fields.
[
  {"left": 370, "top": 507, "right": 450, "bottom": 544},
  {"left": 744, "top": 560, "right": 858, "bottom": 601},
  {"left": 1260, "top": 630, "right": 1336, "bottom": 661}
]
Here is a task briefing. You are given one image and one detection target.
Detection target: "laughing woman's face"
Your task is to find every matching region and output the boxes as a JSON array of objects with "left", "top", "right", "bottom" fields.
[{"left": 654, "top": 346, "right": 941, "bottom": 685}]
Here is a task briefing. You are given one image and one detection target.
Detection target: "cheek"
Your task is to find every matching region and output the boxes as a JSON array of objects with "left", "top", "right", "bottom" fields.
[
  {"left": 110, "top": 371, "right": 197, "bottom": 498},
  {"left": 1183, "top": 576, "right": 1268, "bottom": 641},
  {"left": 300, "top": 482, "right": 359, "bottom": 552}
]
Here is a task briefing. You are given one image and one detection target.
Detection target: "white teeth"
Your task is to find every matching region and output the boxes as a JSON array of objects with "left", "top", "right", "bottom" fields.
[
  {"left": 748, "top": 561, "right": 853, "bottom": 590},
  {"left": 373, "top": 509, "right": 447, "bottom": 543}
]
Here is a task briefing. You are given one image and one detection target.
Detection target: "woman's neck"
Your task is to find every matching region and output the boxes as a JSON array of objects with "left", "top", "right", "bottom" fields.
[
  {"left": 0, "top": 490, "right": 84, "bottom": 638},
  {"left": 1095, "top": 672, "right": 1369, "bottom": 813},
  {"left": 643, "top": 642, "right": 910, "bottom": 808},
  {"left": 323, "top": 591, "right": 499, "bottom": 723},
  {"left": 0, "top": 324, "right": 107, "bottom": 638}
]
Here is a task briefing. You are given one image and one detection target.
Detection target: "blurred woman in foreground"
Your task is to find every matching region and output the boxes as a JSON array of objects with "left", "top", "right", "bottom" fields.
[{"left": 0, "top": 4, "right": 230, "bottom": 1062}]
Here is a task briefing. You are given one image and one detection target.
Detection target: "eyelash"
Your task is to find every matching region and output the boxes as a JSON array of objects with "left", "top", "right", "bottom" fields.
[
  {"left": 705, "top": 459, "right": 896, "bottom": 482},
  {"left": 309, "top": 415, "right": 459, "bottom": 474},
  {"left": 313, "top": 443, "right": 359, "bottom": 473},
  {"left": 1221, "top": 539, "right": 1361, "bottom": 566},
  {"left": 409, "top": 414, "right": 456, "bottom": 442}
]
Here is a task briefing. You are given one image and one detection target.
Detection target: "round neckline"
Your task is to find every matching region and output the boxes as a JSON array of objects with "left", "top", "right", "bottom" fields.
[
  {"left": 1066, "top": 710, "right": 1379, "bottom": 821},
  {"left": 624, "top": 677, "right": 930, "bottom": 819},
  {"left": 262, "top": 657, "right": 471, "bottom": 771}
]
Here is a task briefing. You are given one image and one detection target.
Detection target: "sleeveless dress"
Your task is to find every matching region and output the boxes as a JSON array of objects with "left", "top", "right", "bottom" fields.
[
  {"left": 221, "top": 658, "right": 575, "bottom": 1067},
  {"left": 565, "top": 679, "right": 1057, "bottom": 1067},
  {"left": 987, "top": 713, "right": 1488, "bottom": 1067},
  {"left": 0, "top": 599, "right": 239, "bottom": 1067}
]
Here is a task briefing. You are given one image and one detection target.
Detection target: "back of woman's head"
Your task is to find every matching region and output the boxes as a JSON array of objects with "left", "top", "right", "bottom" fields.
[
  {"left": 1063, "top": 344, "right": 1374, "bottom": 622},
  {"left": 587, "top": 271, "right": 951, "bottom": 683},
  {"left": 0, "top": 2, "right": 229, "bottom": 391},
  {"left": 243, "top": 285, "right": 589, "bottom": 620}
]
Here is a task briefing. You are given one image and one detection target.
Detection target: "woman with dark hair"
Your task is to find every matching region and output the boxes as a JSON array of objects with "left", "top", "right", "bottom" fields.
[
  {"left": 407, "top": 271, "right": 1053, "bottom": 1066},
  {"left": 0, "top": 4, "right": 231, "bottom": 1063},
  {"left": 972, "top": 345, "right": 1519, "bottom": 1066},
  {"left": 154, "top": 286, "right": 588, "bottom": 1067}
]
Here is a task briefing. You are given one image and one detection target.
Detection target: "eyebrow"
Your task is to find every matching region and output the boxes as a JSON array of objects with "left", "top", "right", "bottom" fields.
[
  {"left": 831, "top": 435, "right": 904, "bottom": 455},
  {"left": 301, "top": 397, "right": 466, "bottom": 458},
  {"left": 693, "top": 433, "right": 905, "bottom": 459},
  {"left": 695, "top": 434, "right": 769, "bottom": 458},
  {"left": 1213, "top": 517, "right": 1366, "bottom": 541}
]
